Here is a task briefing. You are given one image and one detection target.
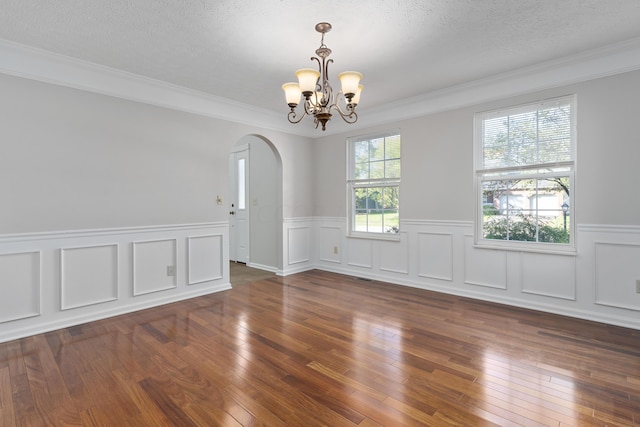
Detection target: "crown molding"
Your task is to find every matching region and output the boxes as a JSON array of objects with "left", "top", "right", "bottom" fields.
[
  {"left": 2, "top": 37, "right": 640, "bottom": 139},
  {"left": 350, "top": 37, "right": 640, "bottom": 133},
  {"left": 0, "top": 39, "right": 315, "bottom": 137}
]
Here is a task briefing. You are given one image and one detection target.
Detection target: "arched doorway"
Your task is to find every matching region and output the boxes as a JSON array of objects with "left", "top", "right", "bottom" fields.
[{"left": 229, "top": 135, "right": 283, "bottom": 279}]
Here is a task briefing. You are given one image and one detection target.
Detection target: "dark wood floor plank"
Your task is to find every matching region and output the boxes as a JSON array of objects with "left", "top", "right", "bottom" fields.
[
  {"left": 110, "top": 368, "right": 174, "bottom": 426},
  {"left": 0, "top": 366, "right": 15, "bottom": 426},
  {"left": 2, "top": 266, "right": 640, "bottom": 426},
  {"left": 222, "top": 384, "right": 289, "bottom": 427}
]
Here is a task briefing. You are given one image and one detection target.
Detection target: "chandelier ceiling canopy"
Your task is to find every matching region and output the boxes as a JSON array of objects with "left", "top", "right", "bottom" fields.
[{"left": 282, "top": 22, "right": 363, "bottom": 131}]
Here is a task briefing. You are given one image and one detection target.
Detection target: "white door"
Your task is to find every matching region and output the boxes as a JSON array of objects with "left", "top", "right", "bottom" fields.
[{"left": 229, "top": 148, "right": 249, "bottom": 263}]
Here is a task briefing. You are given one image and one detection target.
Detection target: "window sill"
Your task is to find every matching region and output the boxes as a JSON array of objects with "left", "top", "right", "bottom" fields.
[
  {"left": 473, "top": 239, "right": 576, "bottom": 256},
  {"left": 347, "top": 232, "right": 401, "bottom": 242}
]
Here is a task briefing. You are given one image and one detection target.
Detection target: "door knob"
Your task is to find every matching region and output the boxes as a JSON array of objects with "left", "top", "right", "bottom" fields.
[{"left": 229, "top": 211, "right": 235, "bottom": 215}]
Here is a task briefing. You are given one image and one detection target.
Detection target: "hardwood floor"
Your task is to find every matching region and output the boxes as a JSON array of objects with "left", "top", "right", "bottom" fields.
[
  {"left": 1, "top": 269, "right": 639, "bottom": 426},
  {"left": 230, "top": 262, "right": 275, "bottom": 286}
]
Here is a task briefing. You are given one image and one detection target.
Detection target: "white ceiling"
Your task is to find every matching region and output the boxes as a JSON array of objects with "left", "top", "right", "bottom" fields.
[{"left": 2, "top": 0, "right": 640, "bottom": 125}]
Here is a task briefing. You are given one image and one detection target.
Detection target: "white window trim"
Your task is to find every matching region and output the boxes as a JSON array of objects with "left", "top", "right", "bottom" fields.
[
  {"left": 473, "top": 95, "right": 577, "bottom": 254},
  {"left": 347, "top": 129, "right": 401, "bottom": 241}
]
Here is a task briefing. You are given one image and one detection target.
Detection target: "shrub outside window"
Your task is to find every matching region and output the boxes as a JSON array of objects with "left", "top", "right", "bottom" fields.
[
  {"left": 348, "top": 130, "right": 401, "bottom": 238},
  {"left": 474, "top": 96, "right": 576, "bottom": 253}
]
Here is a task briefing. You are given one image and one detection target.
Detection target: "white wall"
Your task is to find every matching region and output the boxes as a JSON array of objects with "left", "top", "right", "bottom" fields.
[
  {"left": 1, "top": 74, "right": 223, "bottom": 231},
  {"left": 0, "top": 73, "right": 314, "bottom": 233},
  {"left": 0, "top": 72, "right": 313, "bottom": 342},
  {"left": 305, "top": 69, "right": 640, "bottom": 330},
  {"left": 243, "top": 135, "right": 281, "bottom": 271}
]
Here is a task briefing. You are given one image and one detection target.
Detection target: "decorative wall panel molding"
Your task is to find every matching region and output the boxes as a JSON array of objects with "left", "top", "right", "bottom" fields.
[
  {"left": 379, "top": 233, "right": 409, "bottom": 274},
  {"left": 594, "top": 242, "right": 640, "bottom": 311},
  {"left": 0, "top": 223, "right": 230, "bottom": 343},
  {"left": 132, "top": 239, "right": 177, "bottom": 296},
  {"left": 60, "top": 244, "right": 118, "bottom": 310},
  {"left": 520, "top": 252, "right": 576, "bottom": 300},
  {"left": 284, "top": 217, "right": 317, "bottom": 224},
  {"left": 5, "top": 218, "right": 640, "bottom": 341},
  {"left": 347, "top": 238, "right": 373, "bottom": 269},
  {"left": 318, "top": 226, "right": 342, "bottom": 264},
  {"left": 287, "top": 226, "right": 310, "bottom": 265},
  {"left": 0, "top": 222, "right": 227, "bottom": 242},
  {"left": 309, "top": 218, "right": 640, "bottom": 330},
  {"left": 0, "top": 251, "right": 41, "bottom": 323},
  {"left": 463, "top": 236, "right": 507, "bottom": 289},
  {"left": 417, "top": 232, "right": 453, "bottom": 281},
  {"left": 578, "top": 224, "right": 640, "bottom": 234},
  {"left": 280, "top": 220, "right": 315, "bottom": 275},
  {"left": 187, "top": 234, "right": 223, "bottom": 285}
]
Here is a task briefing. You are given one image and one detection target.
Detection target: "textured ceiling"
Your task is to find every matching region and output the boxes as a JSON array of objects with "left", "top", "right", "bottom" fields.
[{"left": 2, "top": 0, "right": 640, "bottom": 116}]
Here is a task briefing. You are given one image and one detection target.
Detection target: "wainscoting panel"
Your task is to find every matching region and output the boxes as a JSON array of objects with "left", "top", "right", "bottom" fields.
[
  {"left": 133, "top": 239, "right": 177, "bottom": 296},
  {"left": 61, "top": 244, "right": 118, "bottom": 310},
  {"left": 379, "top": 233, "right": 409, "bottom": 274},
  {"left": 417, "top": 232, "right": 453, "bottom": 281},
  {"left": 287, "top": 226, "right": 310, "bottom": 265},
  {"left": 309, "top": 220, "right": 640, "bottom": 329},
  {"left": 0, "top": 251, "right": 40, "bottom": 323},
  {"left": 0, "top": 223, "right": 231, "bottom": 343},
  {"left": 594, "top": 242, "right": 640, "bottom": 311},
  {"left": 521, "top": 252, "right": 576, "bottom": 300},
  {"left": 347, "top": 238, "right": 373, "bottom": 269},
  {"left": 187, "top": 234, "right": 223, "bottom": 285},
  {"left": 4, "top": 219, "right": 640, "bottom": 341},
  {"left": 281, "top": 219, "right": 315, "bottom": 275},
  {"left": 463, "top": 236, "right": 507, "bottom": 289},
  {"left": 318, "top": 226, "right": 342, "bottom": 264}
]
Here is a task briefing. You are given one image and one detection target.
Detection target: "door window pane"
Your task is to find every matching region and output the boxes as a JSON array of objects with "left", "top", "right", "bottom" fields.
[{"left": 237, "top": 158, "right": 246, "bottom": 210}]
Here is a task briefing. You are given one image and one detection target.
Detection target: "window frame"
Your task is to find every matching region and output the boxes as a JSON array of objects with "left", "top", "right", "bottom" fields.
[
  {"left": 473, "top": 95, "right": 577, "bottom": 254},
  {"left": 347, "top": 129, "right": 401, "bottom": 240}
]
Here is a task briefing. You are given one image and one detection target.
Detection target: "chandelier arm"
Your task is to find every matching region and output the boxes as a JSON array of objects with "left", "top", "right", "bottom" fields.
[
  {"left": 286, "top": 109, "right": 307, "bottom": 124},
  {"left": 310, "top": 57, "right": 322, "bottom": 80},
  {"left": 322, "top": 58, "right": 334, "bottom": 105},
  {"left": 334, "top": 108, "right": 358, "bottom": 124},
  {"left": 303, "top": 99, "right": 317, "bottom": 115},
  {"left": 331, "top": 98, "right": 358, "bottom": 124},
  {"left": 309, "top": 56, "right": 327, "bottom": 104}
]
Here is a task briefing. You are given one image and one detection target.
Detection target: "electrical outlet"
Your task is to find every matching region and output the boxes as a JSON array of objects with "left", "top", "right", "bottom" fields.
[
  {"left": 636, "top": 279, "right": 640, "bottom": 293},
  {"left": 167, "top": 266, "right": 175, "bottom": 277},
  {"left": 333, "top": 246, "right": 339, "bottom": 254}
]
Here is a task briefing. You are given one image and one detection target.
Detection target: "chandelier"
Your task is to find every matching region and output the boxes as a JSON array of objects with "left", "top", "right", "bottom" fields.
[{"left": 282, "top": 22, "right": 363, "bottom": 131}]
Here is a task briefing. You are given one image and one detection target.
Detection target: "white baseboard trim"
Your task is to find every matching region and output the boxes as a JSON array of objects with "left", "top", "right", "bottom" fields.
[
  {"left": 278, "top": 264, "right": 316, "bottom": 277},
  {"left": 247, "top": 262, "right": 279, "bottom": 273},
  {"left": 314, "top": 264, "right": 640, "bottom": 331},
  {"left": 0, "top": 282, "right": 231, "bottom": 343}
]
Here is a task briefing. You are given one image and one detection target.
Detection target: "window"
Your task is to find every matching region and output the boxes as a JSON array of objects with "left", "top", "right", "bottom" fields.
[
  {"left": 237, "top": 157, "right": 246, "bottom": 210},
  {"left": 474, "top": 96, "right": 575, "bottom": 252},
  {"left": 347, "top": 130, "right": 401, "bottom": 238}
]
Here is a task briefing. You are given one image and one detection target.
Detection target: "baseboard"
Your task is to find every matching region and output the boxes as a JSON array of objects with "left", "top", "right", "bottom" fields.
[
  {"left": 247, "top": 262, "right": 279, "bottom": 273},
  {"left": 0, "top": 282, "right": 231, "bottom": 343}
]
